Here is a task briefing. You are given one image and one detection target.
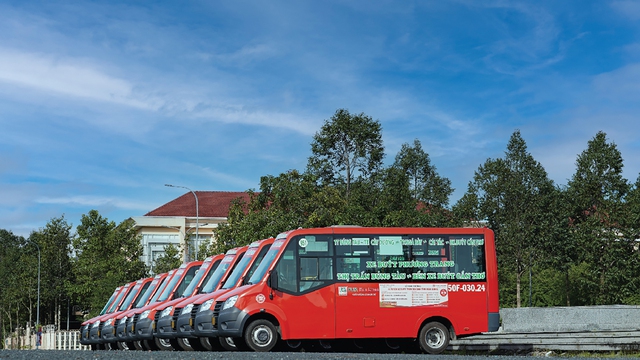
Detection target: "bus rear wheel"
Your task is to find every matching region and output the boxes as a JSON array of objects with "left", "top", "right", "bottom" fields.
[
  {"left": 418, "top": 321, "right": 449, "bottom": 354},
  {"left": 244, "top": 319, "right": 278, "bottom": 352}
]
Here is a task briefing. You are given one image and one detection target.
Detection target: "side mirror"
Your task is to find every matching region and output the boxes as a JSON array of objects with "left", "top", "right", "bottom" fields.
[{"left": 267, "top": 270, "right": 279, "bottom": 291}]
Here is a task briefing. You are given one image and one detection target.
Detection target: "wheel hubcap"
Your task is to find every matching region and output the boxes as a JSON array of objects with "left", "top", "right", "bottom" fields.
[
  {"left": 252, "top": 326, "right": 272, "bottom": 346},
  {"left": 225, "top": 337, "right": 236, "bottom": 348},
  {"left": 426, "top": 328, "right": 445, "bottom": 348},
  {"left": 159, "top": 338, "right": 171, "bottom": 347}
]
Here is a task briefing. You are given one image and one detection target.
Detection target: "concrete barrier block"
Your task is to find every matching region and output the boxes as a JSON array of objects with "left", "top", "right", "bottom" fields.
[{"left": 500, "top": 305, "right": 640, "bottom": 333}]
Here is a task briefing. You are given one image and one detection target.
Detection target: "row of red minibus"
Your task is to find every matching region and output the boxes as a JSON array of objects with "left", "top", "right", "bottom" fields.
[{"left": 79, "top": 226, "right": 500, "bottom": 354}]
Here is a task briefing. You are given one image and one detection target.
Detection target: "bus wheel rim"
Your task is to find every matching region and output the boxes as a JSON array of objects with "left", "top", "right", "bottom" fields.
[
  {"left": 426, "top": 327, "right": 445, "bottom": 348},
  {"left": 251, "top": 325, "right": 273, "bottom": 346},
  {"left": 159, "top": 338, "right": 171, "bottom": 347},
  {"left": 225, "top": 337, "right": 236, "bottom": 348}
]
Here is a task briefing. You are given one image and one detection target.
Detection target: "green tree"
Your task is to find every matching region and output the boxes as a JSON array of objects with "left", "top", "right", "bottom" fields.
[
  {"left": 70, "top": 211, "right": 148, "bottom": 317},
  {"left": 212, "top": 171, "right": 326, "bottom": 254},
  {"left": 539, "top": 186, "right": 578, "bottom": 306},
  {"left": 566, "top": 131, "right": 634, "bottom": 304},
  {"left": 394, "top": 139, "right": 453, "bottom": 208},
  {"left": 307, "top": 109, "right": 384, "bottom": 199},
  {"left": 153, "top": 243, "right": 182, "bottom": 274},
  {"left": 0, "top": 230, "right": 30, "bottom": 347},
  {"left": 28, "top": 216, "right": 74, "bottom": 328},
  {"left": 458, "top": 130, "right": 555, "bottom": 307}
]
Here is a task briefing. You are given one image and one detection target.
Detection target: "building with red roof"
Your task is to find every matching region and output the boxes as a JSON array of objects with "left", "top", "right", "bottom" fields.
[{"left": 132, "top": 191, "right": 251, "bottom": 272}]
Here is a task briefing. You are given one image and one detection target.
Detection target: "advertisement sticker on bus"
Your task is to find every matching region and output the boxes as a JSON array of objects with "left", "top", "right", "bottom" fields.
[{"left": 379, "top": 283, "right": 448, "bottom": 307}]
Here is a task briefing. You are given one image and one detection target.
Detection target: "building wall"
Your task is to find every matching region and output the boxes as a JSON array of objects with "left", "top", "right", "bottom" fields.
[{"left": 132, "top": 216, "right": 226, "bottom": 273}]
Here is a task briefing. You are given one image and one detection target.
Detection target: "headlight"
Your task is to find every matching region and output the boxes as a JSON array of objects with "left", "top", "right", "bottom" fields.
[
  {"left": 222, "top": 295, "right": 238, "bottom": 310},
  {"left": 181, "top": 303, "right": 194, "bottom": 315},
  {"left": 104, "top": 318, "right": 113, "bottom": 327},
  {"left": 200, "top": 299, "right": 214, "bottom": 312},
  {"left": 91, "top": 320, "right": 101, "bottom": 328},
  {"left": 160, "top": 306, "right": 173, "bottom": 318},
  {"left": 119, "top": 316, "right": 128, "bottom": 325},
  {"left": 140, "top": 310, "right": 151, "bottom": 319}
]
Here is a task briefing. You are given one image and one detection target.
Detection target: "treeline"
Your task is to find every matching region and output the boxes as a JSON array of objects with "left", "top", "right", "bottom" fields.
[
  {"left": 0, "top": 211, "right": 146, "bottom": 345},
  {"left": 2, "top": 109, "right": 640, "bottom": 345},
  {"left": 206, "top": 110, "right": 640, "bottom": 308}
]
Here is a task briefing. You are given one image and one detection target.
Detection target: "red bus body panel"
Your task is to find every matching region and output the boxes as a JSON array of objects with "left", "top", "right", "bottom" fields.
[{"left": 218, "top": 227, "right": 499, "bottom": 341}]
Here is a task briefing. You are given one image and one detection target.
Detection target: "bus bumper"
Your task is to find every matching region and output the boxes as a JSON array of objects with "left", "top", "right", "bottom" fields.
[
  {"left": 116, "top": 321, "right": 130, "bottom": 342},
  {"left": 79, "top": 325, "right": 90, "bottom": 345},
  {"left": 101, "top": 323, "right": 117, "bottom": 343},
  {"left": 193, "top": 309, "right": 217, "bottom": 337},
  {"left": 155, "top": 315, "right": 176, "bottom": 339},
  {"left": 87, "top": 325, "right": 102, "bottom": 344},
  {"left": 216, "top": 307, "right": 248, "bottom": 338},
  {"left": 135, "top": 318, "right": 154, "bottom": 340},
  {"left": 176, "top": 312, "right": 196, "bottom": 338},
  {"left": 488, "top": 312, "right": 500, "bottom": 332}
]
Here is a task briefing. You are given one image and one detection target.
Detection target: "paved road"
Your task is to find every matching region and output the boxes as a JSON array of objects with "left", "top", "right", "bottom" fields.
[{"left": 2, "top": 350, "right": 640, "bottom": 360}]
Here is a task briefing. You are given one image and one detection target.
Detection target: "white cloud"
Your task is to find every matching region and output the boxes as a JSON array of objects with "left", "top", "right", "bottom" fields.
[
  {"left": 36, "top": 195, "right": 150, "bottom": 211},
  {"left": 611, "top": 0, "right": 640, "bottom": 21},
  {"left": 0, "top": 47, "right": 159, "bottom": 110},
  {"left": 194, "top": 106, "right": 319, "bottom": 135}
]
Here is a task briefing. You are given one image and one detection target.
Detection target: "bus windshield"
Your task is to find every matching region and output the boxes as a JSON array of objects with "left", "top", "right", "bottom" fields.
[
  {"left": 247, "top": 240, "right": 284, "bottom": 285},
  {"left": 118, "top": 282, "right": 143, "bottom": 311},
  {"left": 181, "top": 259, "right": 217, "bottom": 297},
  {"left": 135, "top": 277, "right": 161, "bottom": 308},
  {"left": 99, "top": 288, "right": 120, "bottom": 315},
  {"left": 152, "top": 270, "right": 180, "bottom": 303},
  {"left": 107, "top": 286, "right": 130, "bottom": 313},
  {"left": 221, "top": 248, "right": 258, "bottom": 290},
  {"left": 201, "top": 255, "right": 237, "bottom": 293}
]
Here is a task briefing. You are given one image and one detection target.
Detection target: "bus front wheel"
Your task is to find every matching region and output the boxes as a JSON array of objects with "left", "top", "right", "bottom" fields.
[
  {"left": 244, "top": 319, "right": 278, "bottom": 352},
  {"left": 418, "top": 321, "right": 449, "bottom": 354}
]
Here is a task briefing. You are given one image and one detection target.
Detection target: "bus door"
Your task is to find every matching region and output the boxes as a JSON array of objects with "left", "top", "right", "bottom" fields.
[
  {"left": 333, "top": 234, "right": 391, "bottom": 338},
  {"left": 271, "top": 234, "right": 335, "bottom": 340}
]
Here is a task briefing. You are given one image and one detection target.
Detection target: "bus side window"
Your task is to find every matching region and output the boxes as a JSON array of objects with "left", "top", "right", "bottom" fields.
[
  {"left": 274, "top": 241, "right": 298, "bottom": 293},
  {"left": 299, "top": 257, "right": 333, "bottom": 292}
]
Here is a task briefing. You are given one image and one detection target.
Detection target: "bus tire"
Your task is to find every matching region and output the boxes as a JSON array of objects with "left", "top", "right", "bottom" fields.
[
  {"left": 233, "top": 337, "right": 250, "bottom": 351},
  {"left": 418, "top": 321, "right": 449, "bottom": 354},
  {"left": 187, "top": 337, "right": 207, "bottom": 351},
  {"left": 154, "top": 337, "right": 173, "bottom": 351},
  {"left": 176, "top": 338, "right": 194, "bottom": 351},
  {"left": 277, "top": 339, "right": 302, "bottom": 352},
  {"left": 199, "top": 337, "right": 213, "bottom": 351},
  {"left": 244, "top": 319, "right": 278, "bottom": 352},
  {"left": 219, "top": 336, "right": 237, "bottom": 351},
  {"left": 143, "top": 339, "right": 159, "bottom": 351}
]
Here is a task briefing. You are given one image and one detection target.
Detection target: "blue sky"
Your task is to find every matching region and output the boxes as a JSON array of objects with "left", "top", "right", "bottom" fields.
[{"left": 2, "top": 1, "right": 640, "bottom": 237}]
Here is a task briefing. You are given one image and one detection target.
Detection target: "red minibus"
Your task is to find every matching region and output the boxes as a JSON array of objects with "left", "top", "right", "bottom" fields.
[
  {"left": 100, "top": 276, "right": 156, "bottom": 349},
  {"left": 123, "top": 270, "right": 175, "bottom": 350},
  {"left": 85, "top": 282, "right": 136, "bottom": 349},
  {"left": 156, "top": 247, "right": 248, "bottom": 351},
  {"left": 151, "top": 253, "right": 226, "bottom": 350},
  {"left": 113, "top": 272, "right": 170, "bottom": 350},
  {"left": 214, "top": 226, "right": 499, "bottom": 354},
  {"left": 130, "top": 260, "right": 202, "bottom": 350},
  {"left": 184, "top": 238, "right": 273, "bottom": 351},
  {"left": 80, "top": 286, "right": 123, "bottom": 346}
]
